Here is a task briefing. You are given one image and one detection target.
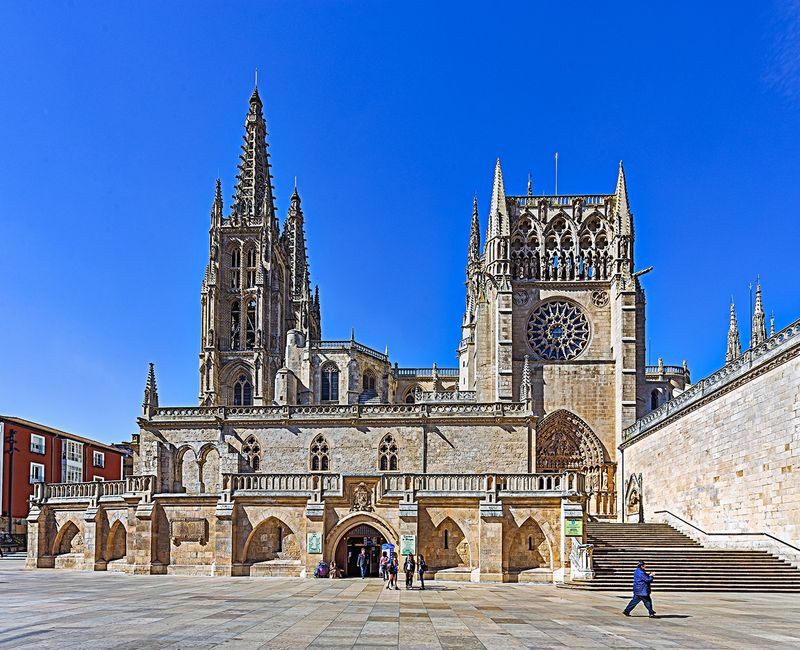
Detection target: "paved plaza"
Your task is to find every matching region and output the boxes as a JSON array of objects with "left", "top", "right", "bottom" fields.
[{"left": 1, "top": 558, "right": 799, "bottom": 649}]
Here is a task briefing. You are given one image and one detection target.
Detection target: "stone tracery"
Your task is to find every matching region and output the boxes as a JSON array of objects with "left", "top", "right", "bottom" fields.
[{"left": 527, "top": 301, "right": 590, "bottom": 361}]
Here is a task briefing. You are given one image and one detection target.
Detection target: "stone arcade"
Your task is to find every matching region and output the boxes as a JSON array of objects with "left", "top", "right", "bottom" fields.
[{"left": 27, "top": 86, "right": 697, "bottom": 582}]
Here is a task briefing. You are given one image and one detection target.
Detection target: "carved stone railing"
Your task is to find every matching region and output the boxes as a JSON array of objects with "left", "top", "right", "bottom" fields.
[
  {"left": 224, "top": 473, "right": 341, "bottom": 497},
  {"left": 645, "top": 365, "right": 687, "bottom": 376},
  {"left": 151, "top": 401, "right": 533, "bottom": 423},
  {"left": 380, "top": 471, "right": 584, "bottom": 498},
  {"left": 32, "top": 475, "right": 156, "bottom": 504},
  {"left": 624, "top": 317, "right": 800, "bottom": 443},
  {"left": 569, "top": 538, "right": 594, "bottom": 580},
  {"left": 513, "top": 194, "right": 612, "bottom": 208},
  {"left": 396, "top": 367, "right": 460, "bottom": 378},
  {"left": 310, "top": 340, "right": 388, "bottom": 362},
  {"left": 414, "top": 388, "right": 476, "bottom": 403}
]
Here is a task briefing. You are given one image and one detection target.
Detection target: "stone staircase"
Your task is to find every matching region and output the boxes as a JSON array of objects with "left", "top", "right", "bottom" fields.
[
  {"left": 358, "top": 390, "right": 381, "bottom": 404},
  {"left": 571, "top": 522, "right": 800, "bottom": 592}
]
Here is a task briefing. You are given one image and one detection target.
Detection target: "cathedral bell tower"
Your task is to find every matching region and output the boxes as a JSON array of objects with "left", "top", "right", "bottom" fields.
[{"left": 198, "top": 86, "right": 320, "bottom": 407}]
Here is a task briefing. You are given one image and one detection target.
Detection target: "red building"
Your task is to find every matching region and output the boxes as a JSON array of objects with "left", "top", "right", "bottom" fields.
[{"left": 1, "top": 416, "right": 125, "bottom": 533}]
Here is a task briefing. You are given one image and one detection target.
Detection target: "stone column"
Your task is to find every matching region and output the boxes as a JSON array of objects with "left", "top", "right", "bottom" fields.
[
  {"left": 477, "top": 489, "right": 505, "bottom": 582},
  {"left": 304, "top": 494, "right": 325, "bottom": 578},
  {"left": 131, "top": 498, "right": 162, "bottom": 575},
  {"left": 213, "top": 493, "right": 235, "bottom": 576},
  {"left": 26, "top": 504, "right": 54, "bottom": 568},
  {"left": 82, "top": 505, "right": 104, "bottom": 571}
]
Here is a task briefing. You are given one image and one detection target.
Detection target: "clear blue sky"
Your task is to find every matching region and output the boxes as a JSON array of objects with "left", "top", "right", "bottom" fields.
[{"left": 1, "top": 2, "right": 799, "bottom": 443}]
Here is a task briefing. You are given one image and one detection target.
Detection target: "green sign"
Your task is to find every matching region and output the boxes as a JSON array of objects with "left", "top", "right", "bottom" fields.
[
  {"left": 400, "top": 534, "right": 416, "bottom": 556},
  {"left": 564, "top": 518, "right": 583, "bottom": 537},
  {"left": 307, "top": 532, "right": 322, "bottom": 554}
]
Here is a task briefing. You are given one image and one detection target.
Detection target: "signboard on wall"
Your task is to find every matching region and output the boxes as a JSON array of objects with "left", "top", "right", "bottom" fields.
[
  {"left": 564, "top": 518, "right": 583, "bottom": 537},
  {"left": 400, "top": 535, "right": 416, "bottom": 556},
  {"left": 307, "top": 532, "right": 322, "bottom": 554}
]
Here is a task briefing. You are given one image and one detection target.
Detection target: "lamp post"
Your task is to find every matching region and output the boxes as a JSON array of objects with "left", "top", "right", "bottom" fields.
[{"left": 6, "top": 429, "right": 17, "bottom": 535}]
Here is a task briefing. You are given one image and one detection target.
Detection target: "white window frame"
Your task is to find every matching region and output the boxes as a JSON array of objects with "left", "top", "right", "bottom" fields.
[
  {"left": 29, "top": 462, "right": 45, "bottom": 484},
  {"left": 30, "top": 434, "right": 46, "bottom": 455},
  {"left": 93, "top": 476, "right": 105, "bottom": 481},
  {"left": 93, "top": 451, "right": 105, "bottom": 468},
  {"left": 63, "top": 439, "right": 84, "bottom": 483}
]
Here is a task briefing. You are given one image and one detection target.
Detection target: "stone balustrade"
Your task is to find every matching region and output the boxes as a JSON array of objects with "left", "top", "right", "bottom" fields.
[
  {"left": 150, "top": 401, "right": 532, "bottom": 423},
  {"left": 625, "top": 317, "right": 800, "bottom": 442},
  {"left": 380, "top": 471, "right": 584, "bottom": 498},
  {"left": 32, "top": 475, "right": 156, "bottom": 504},
  {"left": 224, "top": 472, "right": 341, "bottom": 496}
]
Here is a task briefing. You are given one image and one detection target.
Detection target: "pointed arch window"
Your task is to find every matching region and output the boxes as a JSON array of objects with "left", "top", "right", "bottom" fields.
[
  {"left": 242, "top": 434, "right": 261, "bottom": 471},
  {"left": 650, "top": 389, "right": 659, "bottom": 411},
  {"left": 230, "top": 249, "right": 241, "bottom": 289},
  {"left": 378, "top": 433, "right": 398, "bottom": 471},
  {"left": 321, "top": 363, "right": 339, "bottom": 402},
  {"left": 233, "top": 374, "right": 252, "bottom": 406},
  {"left": 362, "top": 371, "right": 376, "bottom": 392},
  {"left": 310, "top": 434, "right": 330, "bottom": 471},
  {"left": 246, "top": 299, "right": 257, "bottom": 349},
  {"left": 246, "top": 248, "right": 257, "bottom": 288},
  {"left": 230, "top": 302, "right": 241, "bottom": 350}
]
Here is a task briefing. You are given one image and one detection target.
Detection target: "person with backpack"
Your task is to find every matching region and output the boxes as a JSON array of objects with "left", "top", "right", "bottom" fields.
[
  {"left": 403, "top": 553, "right": 416, "bottom": 589},
  {"left": 417, "top": 554, "right": 427, "bottom": 590}
]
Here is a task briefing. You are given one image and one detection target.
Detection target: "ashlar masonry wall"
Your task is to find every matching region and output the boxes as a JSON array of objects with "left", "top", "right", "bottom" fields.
[{"left": 622, "top": 327, "right": 800, "bottom": 562}]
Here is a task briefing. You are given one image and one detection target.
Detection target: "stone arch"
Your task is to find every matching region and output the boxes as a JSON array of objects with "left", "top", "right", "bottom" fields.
[
  {"left": 506, "top": 516, "right": 551, "bottom": 572},
  {"left": 325, "top": 511, "right": 399, "bottom": 560},
  {"left": 52, "top": 520, "right": 82, "bottom": 556},
  {"left": 105, "top": 520, "right": 127, "bottom": 562},
  {"left": 243, "top": 516, "right": 300, "bottom": 563},
  {"left": 175, "top": 446, "right": 199, "bottom": 494},
  {"left": 428, "top": 516, "right": 470, "bottom": 570},
  {"left": 535, "top": 409, "right": 609, "bottom": 494},
  {"left": 219, "top": 362, "right": 253, "bottom": 406},
  {"left": 625, "top": 473, "right": 644, "bottom": 523},
  {"left": 403, "top": 386, "right": 421, "bottom": 403},
  {"left": 199, "top": 444, "right": 221, "bottom": 493}
]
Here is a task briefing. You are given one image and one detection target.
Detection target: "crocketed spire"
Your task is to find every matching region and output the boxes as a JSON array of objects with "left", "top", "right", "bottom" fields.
[
  {"left": 751, "top": 279, "right": 766, "bottom": 347},
  {"left": 487, "top": 158, "right": 508, "bottom": 239},
  {"left": 520, "top": 354, "right": 532, "bottom": 403},
  {"left": 232, "top": 85, "right": 276, "bottom": 223},
  {"left": 726, "top": 301, "right": 741, "bottom": 364},
  {"left": 142, "top": 362, "right": 159, "bottom": 417}
]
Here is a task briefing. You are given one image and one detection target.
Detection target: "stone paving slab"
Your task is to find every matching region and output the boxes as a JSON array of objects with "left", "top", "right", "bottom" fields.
[{"left": 1, "top": 561, "right": 799, "bottom": 649}]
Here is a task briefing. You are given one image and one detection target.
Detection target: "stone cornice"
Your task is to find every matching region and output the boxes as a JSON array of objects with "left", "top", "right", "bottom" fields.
[{"left": 621, "top": 318, "right": 800, "bottom": 449}]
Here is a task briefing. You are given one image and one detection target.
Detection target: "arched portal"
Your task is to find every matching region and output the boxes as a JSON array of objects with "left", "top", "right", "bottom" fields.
[
  {"left": 327, "top": 513, "right": 398, "bottom": 578},
  {"left": 535, "top": 409, "right": 614, "bottom": 515},
  {"left": 105, "top": 520, "right": 127, "bottom": 562}
]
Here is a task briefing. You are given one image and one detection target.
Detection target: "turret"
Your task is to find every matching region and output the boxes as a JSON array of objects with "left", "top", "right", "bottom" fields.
[
  {"left": 726, "top": 301, "right": 741, "bottom": 363},
  {"left": 751, "top": 279, "right": 766, "bottom": 347},
  {"left": 142, "top": 362, "right": 159, "bottom": 418}
]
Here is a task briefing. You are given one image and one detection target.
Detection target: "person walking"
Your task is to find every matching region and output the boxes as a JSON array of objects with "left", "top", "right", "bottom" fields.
[
  {"left": 623, "top": 561, "right": 657, "bottom": 617},
  {"left": 357, "top": 548, "right": 368, "bottom": 579},
  {"left": 404, "top": 553, "right": 416, "bottom": 589},
  {"left": 417, "top": 554, "right": 427, "bottom": 590}
]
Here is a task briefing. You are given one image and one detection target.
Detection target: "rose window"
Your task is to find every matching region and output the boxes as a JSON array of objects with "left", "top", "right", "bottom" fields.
[{"left": 527, "top": 301, "right": 590, "bottom": 360}]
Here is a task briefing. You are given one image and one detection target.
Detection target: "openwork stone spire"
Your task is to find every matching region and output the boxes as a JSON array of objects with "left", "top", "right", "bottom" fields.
[
  {"left": 751, "top": 279, "right": 766, "bottom": 347},
  {"left": 142, "top": 362, "right": 159, "bottom": 417},
  {"left": 726, "top": 301, "right": 741, "bottom": 364},
  {"left": 283, "top": 185, "right": 309, "bottom": 300},
  {"left": 232, "top": 85, "right": 276, "bottom": 223},
  {"left": 487, "top": 158, "right": 508, "bottom": 239},
  {"left": 469, "top": 194, "right": 481, "bottom": 263},
  {"left": 520, "top": 354, "right": 531, "bottom": 402}
]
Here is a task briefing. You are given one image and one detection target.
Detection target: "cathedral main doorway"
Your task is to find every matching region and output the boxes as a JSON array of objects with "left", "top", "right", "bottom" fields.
[{"left": 334, "top": 524, "right": 386, "bottom": 577}]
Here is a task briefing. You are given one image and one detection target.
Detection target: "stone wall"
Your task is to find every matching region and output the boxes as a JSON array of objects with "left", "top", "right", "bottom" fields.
[{"left": 622, "top": 323, "right": 800, "bottom": 562}]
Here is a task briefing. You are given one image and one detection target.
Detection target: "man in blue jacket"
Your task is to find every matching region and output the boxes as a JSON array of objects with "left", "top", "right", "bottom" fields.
[{"left": 623, "top": 561, "right": 657, "bottom": 617}]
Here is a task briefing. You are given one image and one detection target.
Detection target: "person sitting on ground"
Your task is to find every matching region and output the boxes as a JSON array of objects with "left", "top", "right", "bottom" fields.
[
  {"left": 329, "top": 560, "right": 338, "bottom": 579},
  {"left": 623, "top": 560, "right": 657, "bottom": 618}
]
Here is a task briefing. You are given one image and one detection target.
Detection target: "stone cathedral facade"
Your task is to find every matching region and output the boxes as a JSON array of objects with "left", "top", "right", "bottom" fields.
[{"left": 26, "top": 88, "right": 693, "bottom": 581}]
